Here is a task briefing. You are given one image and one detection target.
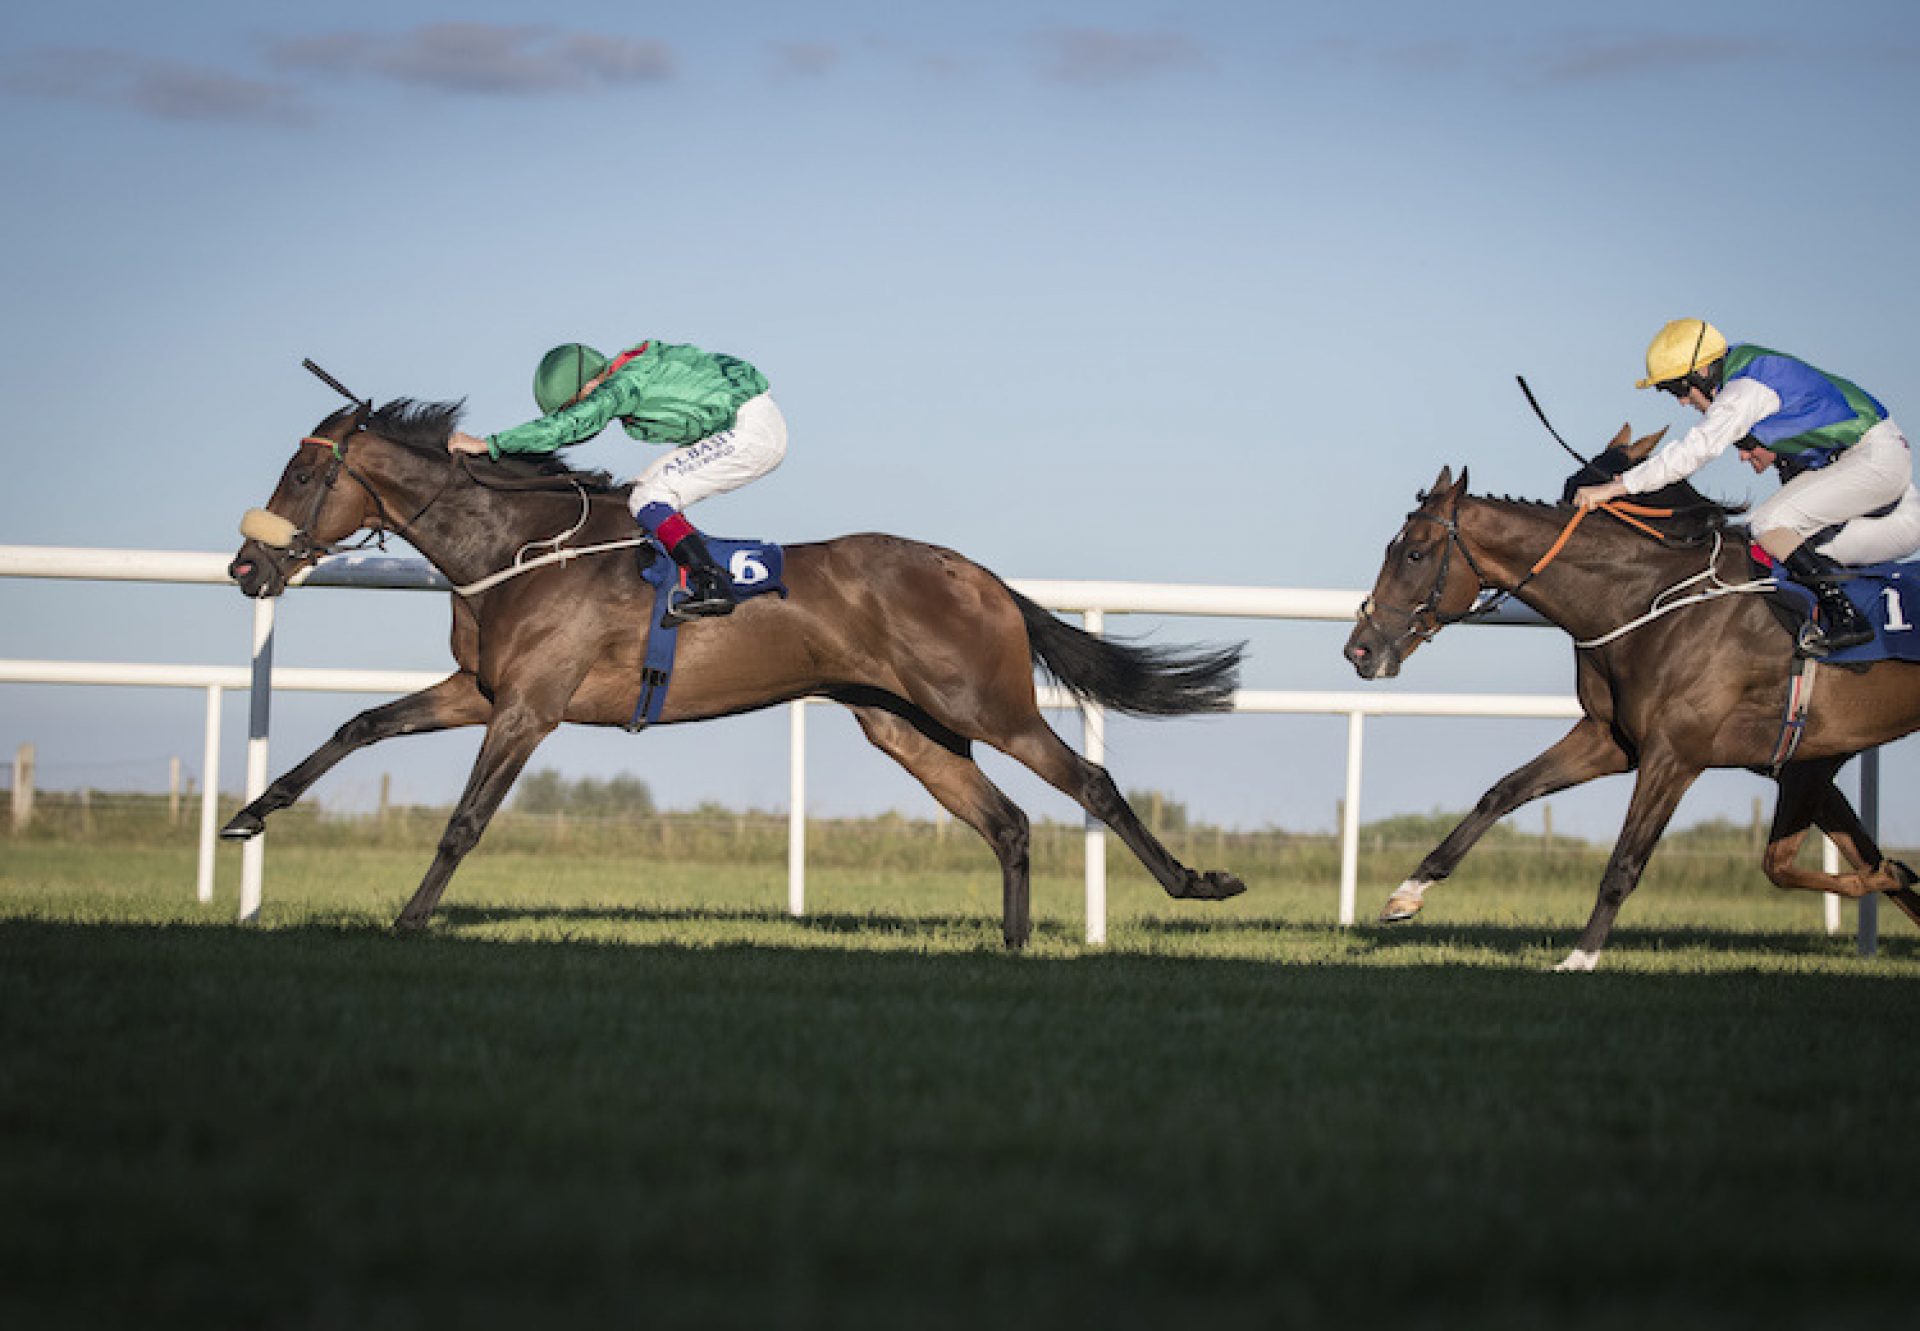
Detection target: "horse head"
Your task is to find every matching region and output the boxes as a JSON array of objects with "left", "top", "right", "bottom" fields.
[
  {"left": 1344, "top": 465, "right": 1480, "bottom": 680},
  {"left": 1557, "top": 423, "right": 1668, "bottom": 505},
  {"left": 228, "top": 402, "right": 379, "bottom": 598}
]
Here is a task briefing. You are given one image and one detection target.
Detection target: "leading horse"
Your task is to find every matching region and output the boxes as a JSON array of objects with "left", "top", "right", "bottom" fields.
[
  {"left": 224, "top": 400, "right": 1246, "bottom": 946},
  {"left": 1344, "top": 427, "right": 1920, "bottom": 970}
]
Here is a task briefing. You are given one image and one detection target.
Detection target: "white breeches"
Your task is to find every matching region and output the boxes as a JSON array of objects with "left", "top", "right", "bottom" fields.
[
  {"left": 626, "top": 393, "right": 788, "bottom": 517},
  {"left": 1750, "top": 420, "right": 1920, "bottom": 565}
]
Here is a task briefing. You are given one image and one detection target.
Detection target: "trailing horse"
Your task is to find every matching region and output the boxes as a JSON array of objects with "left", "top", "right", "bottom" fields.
[
  {"left": 1343, "top": 426, "right": 1920, "bottom": 970},
  {"left": 225, "top": 399, "right": 1247, "bottom": 946}
]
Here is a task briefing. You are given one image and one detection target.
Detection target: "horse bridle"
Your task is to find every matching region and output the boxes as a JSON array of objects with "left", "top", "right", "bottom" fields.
[
  {"left": 262, "top": 431, "right": 456, "bottom": 564},
  {"left": 1358, "top": 497, "right": 1681, "bottom": 661},
  {"left": 1356, "top": 508, "right": 1501, "bottom": 661}
]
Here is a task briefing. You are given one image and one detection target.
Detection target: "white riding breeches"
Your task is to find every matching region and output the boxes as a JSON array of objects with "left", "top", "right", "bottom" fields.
[
  {"left": 1750, "top": 420, "right": 1920, "bottom": 565},
  {"left": 626, "top": 393, "right": 788, "bottom": 517}
]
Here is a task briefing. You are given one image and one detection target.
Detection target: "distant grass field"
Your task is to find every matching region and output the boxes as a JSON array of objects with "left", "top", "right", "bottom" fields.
[{"left": 2, "top": 819, "right": 1916, "bottom": 1329}]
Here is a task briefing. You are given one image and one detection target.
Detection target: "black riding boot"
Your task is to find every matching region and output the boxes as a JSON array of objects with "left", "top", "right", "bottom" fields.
[
  {"left": 663, "top": 530, "right": 736, "bottom": 625},
  {"left": 1782, "top": 546, "right": 1872, "bottom": 655}
]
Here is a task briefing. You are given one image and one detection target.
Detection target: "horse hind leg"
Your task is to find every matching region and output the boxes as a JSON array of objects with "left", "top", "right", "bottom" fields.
[
  {"left": 993, "top": 717, "right": 1244, "bottom": 903},
  {"left": 846, "top": 701, "right": 1034, "bottom": 949},
  {"left": 1764, "top": 763, "right": 1920, "bottom": 917}
]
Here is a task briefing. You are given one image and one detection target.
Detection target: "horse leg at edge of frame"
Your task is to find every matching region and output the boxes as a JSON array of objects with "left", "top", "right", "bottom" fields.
[
  {"left": 995, "top": 720, "right": 1244, "bottom": 903},
  {"left": 222, "top": 673, "right": 493, "bottom": 841},
  {"left": 393, "top": 702, "right": 559, "bottom": 932},
  {"left": 847, "top": 702, "right": 1033, "bottom": 949},
  {"left": 1764, "top": 763, "right": 1920, "bottom": 926},
  {"left": 1557, "top": 750, "right": 1701, "bottom": 973},
  {"left": 1383, "top": 717, "right": 1631, "bottom": 924}
]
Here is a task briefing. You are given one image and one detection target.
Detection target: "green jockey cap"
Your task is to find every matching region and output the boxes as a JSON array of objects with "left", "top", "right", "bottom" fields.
[{"left": 533, "top": 343, "right": 609, "bottom": 416}]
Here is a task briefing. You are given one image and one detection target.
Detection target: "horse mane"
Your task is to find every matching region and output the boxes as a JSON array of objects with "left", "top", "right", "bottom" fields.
[
  {"left": 365, "top": 398, "right": 627, "bottom": 496},
  {"left": 1545, "top": 448, "right": 1748, "bottom": 547}
]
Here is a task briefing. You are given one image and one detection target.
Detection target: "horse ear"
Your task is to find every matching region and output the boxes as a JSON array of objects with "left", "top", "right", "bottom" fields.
[
  {"left": 1606, "top": 423, "right": 1632, "bottom": 453},
  {"left": 1428, "top": 465, "right": 1454, "bottom": 496},
  {"left": 1628, "top": 426, "right": 1667, "bottom": 460}
]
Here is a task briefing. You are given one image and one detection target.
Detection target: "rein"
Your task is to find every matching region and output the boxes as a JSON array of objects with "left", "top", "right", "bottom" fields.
[
  {"left": 1358, "top": 499, "right": 1681, "bottom": 659},
  {"left": 255, "top": 429, "right": 648, "bottom": 596}
]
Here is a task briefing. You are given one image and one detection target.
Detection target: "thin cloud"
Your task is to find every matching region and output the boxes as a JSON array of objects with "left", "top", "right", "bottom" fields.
[
  {"left": 2, "top": 47, "right": 308, "bottom": 125},
  {"left": 1034, "top": 28, "right": 1208, "bottom": 85},
  {"left": 1300, "top": 30, "right": 1797, "bottom": 85},
  {"left": 266, "top": 23, "right": 675, "bottom": 95},
  {"left": 769, "top": 41, "right": 840, "bottom": 79},
  {"left": 1532, "top": 34, "right": 1786, "bottom": 83}
]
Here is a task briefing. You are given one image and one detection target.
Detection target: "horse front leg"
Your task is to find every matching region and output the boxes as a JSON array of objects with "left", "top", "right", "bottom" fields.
[
  {"left": 1383, "top": 717, "right": 1630, "bottom": 922},
  {"left": 394, "top": 701, "right": 560, "bottom": 932},
  {"left": 1557, "top": 749, "right": 1701, "bottom": 972},
  {"left": 1763, "top": 761, "right": 1920, "bottom": 925},
  {"left": 221, "top": 673, "right": 492, "bottom": 840}
]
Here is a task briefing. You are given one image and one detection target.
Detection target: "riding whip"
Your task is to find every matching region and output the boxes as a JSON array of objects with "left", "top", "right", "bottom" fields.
[
  {"left": 303, "top": 358, "right": 370, "bottom": 410},
  {"left": 1516, "top": 375, "right": 1589, "bottom": 467}
]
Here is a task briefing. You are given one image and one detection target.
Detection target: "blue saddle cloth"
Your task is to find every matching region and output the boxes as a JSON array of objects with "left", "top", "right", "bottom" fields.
[
  {"left": 1766, "top": 558, "right": 1920, "bottom": 664},
  {"left": 628, "top": 535, "right": 788, "bottom": 730}
]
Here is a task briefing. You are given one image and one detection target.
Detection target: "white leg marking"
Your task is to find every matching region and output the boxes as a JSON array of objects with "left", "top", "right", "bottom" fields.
[
  {"left": 1553, "top": 948, "right": 1600, "bottom": 973},
  {"left": 1380, "top": 878, "right": 1433, "bottom": 922}
]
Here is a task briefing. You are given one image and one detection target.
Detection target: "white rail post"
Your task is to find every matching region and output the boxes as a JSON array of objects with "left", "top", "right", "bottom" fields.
[
  {"left": 1822, "top": 834, "right": 1842, "bottom": 934},
  {"left": 1339, "top": 710, "right": 1364, "bottom": 926},
  {"left": 196, "top": 684, "right": 222, "bottom": 904},
  {"left": 1083, "top": 609, "right": 1108, "bottom": 946},
  {"left": 788, "top": 700, "right": 806, "bottom": 917},
  {"left": 239, "top": 598, "right": 274, "bottom": 922},
  {"left": 1860, "top": 747, "right": 1880, "bottom": 958}
]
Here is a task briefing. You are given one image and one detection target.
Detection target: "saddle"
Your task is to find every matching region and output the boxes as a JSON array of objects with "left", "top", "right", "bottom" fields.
[
  {"left": 1756, "top": 553, "right": 1920, "bottom": 665},
  {"left": 628, "top": 534, "right": 788, "bottom": 730}
]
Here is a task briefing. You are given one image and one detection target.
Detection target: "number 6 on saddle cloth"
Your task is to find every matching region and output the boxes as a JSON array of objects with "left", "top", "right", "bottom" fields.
[{"left": 630, "top": 534, "right": 787, "bottom": 730}]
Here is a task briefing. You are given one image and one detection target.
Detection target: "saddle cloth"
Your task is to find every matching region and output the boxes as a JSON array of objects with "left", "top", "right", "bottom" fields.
[
  {"left": 1761, "top": 556, "right": 1920, "bottom": 665},
  {"left": 628, "top": 535, "right": 788, "bottom": 729}
]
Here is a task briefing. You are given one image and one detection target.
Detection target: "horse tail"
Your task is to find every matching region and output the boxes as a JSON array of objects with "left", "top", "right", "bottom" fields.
[{"left": 1008, "top": 587, "right": 1243, "bottom": 717}]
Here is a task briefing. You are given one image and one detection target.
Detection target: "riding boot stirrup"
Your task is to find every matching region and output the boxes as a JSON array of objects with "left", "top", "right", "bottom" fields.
[{"left": 1783, "top": 547, "right": 1873, "bottom": 656}]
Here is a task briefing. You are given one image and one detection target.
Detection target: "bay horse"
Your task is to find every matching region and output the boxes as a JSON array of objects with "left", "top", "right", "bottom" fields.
[
  {"left": 224, "top": 400, "right": 1247, "bottom": 946},
  {"left": 1343, "top": 426, "right": 1920, "bottom": 970}
]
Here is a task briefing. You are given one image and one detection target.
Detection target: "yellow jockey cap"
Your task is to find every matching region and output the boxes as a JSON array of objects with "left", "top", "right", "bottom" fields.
[{"left": 1636, "top": 318, "right": 1728, "bottom": 389}]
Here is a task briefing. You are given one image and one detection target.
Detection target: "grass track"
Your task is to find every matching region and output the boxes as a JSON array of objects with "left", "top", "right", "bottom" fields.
[{"left": 2, "top": 837, "right": 1916, "bottom": 1328}]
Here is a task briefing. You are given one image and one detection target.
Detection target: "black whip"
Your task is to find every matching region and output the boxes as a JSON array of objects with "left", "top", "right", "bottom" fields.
[
  {"left": 303, "top": 358, "right": 369, "bottom": 409},
  {"left": 1516, "top": 375, "right": 1589, "bottom": 467}
]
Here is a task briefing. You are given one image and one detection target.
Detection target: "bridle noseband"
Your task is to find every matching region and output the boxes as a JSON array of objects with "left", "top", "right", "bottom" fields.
[
  {"left": 1358, "top": 498, "right": 1678, "bottom": 662},
  {"left": 259, "top": 431, "right": 456, "bottom": 565},
  {"left": 1356, "top": 508, "right": 1496, "bottom": 662}
]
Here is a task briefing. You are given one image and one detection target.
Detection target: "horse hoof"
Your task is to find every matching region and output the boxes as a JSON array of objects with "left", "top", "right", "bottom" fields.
[
  {"left": 1179, "top": 870, "right": 1246, "bottom": 901},
  {"left": 1379, "top": 894, "right": 1424, "bottom": 923},
  {"left": 391, "top": 915, "right": 430, "bottom": 936},
  {"left": 220, "top": 812, "right": 263, "bottom": 841},
  {"left": 1552, "top": 949, "right": 1600, "bottom": 973}
]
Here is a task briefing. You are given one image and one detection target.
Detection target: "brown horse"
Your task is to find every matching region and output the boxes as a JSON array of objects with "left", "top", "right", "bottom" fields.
[
  {"left": 1343, "top": 426, "right": 1920, "bottom": 970},
  {"left": 224, "top": 400, "right": 1247, "bottom": 945}
]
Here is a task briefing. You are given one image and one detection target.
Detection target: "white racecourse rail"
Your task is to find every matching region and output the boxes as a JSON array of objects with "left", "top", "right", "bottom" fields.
[{"left": 0, "top": 544, "right": 1876, "bottom": 949}]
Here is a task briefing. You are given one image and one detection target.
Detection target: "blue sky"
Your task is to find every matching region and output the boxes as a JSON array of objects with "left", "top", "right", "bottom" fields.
[{"left": 4, "top": 1, "right": 1920, "bottom": 846}]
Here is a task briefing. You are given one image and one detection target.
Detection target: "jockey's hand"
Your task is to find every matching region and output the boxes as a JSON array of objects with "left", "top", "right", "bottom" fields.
[
  {"left": 1572, "top": 479, "right": 1628, "bottom": 512},
  {"left": 447, "top": 431, "right": 491, "bottom": 456},
  {"left": 1739, "top": 445, "right": 1777, "bottom": 474}
]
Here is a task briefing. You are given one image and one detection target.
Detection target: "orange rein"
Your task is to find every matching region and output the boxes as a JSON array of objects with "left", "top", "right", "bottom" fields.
[{"left": 1527, "top": 500, "right": 1674, "bottom": 577}]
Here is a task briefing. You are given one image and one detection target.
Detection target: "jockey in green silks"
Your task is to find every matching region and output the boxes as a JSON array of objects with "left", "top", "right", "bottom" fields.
[{"left": 450, "top": 340, "right": 785, "bottom": 623}]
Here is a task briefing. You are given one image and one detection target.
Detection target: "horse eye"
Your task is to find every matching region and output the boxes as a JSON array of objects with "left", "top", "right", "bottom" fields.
[
  {"left": 293, "top": 470, "right": 313, "bottom": 486},
  {"left": 1405, "top": 548, "right": 1424, "bottom": 564}
]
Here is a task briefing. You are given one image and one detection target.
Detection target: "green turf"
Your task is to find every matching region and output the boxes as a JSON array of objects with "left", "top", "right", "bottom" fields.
[{"left": 2, "top": 829, "right": 1915, "bottom": 1329}]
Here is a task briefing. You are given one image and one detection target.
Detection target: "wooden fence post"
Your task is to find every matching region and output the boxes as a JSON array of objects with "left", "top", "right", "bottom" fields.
[{"left": 10, "top": 743, "right": 32, "bottom": 834}]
